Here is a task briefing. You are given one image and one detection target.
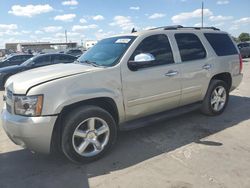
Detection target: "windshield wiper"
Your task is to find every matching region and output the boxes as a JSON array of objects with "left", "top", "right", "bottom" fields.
[{"left": 82, "top": 60, "right": 99, "bottom": 67}]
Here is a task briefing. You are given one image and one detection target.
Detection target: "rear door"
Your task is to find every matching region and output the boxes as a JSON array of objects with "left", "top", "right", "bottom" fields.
[{"left": 173, "top": 33, "right": 212, "bottom": 106}]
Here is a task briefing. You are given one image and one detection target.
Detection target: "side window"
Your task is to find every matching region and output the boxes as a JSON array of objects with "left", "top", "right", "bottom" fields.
[
  {"left": 204, "top": 33, "right": 238, "bottom": 56},
  {"left": 53, "top": 55, "right": 76, "bottom": 63},
  {"left": 34, "top": 55, "right": 51, "bottom": 66},
  {"left": 130, "top": 34, "right": 174, "bottom": 67},
  {"left": 175, "top": 33, "right": 206, "bottom": 62},
  {"left": 65, "top": 55, "right": 77, "bottom": 62},
  {"left": 9, "top": 56, "right": 21, "bottom": 62}
]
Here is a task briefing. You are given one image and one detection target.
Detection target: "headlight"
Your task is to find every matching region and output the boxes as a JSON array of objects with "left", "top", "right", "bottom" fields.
[{"left": 14, "top": 95, "right": 43, "bottom": 116}]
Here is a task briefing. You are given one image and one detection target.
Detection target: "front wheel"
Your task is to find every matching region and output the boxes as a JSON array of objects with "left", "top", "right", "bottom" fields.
[
  {"left": 61, "top": 106, "right": 117, "bottom": 163},
  {"left": 201, "top": 79, "right": 229, "bottom": 116}
]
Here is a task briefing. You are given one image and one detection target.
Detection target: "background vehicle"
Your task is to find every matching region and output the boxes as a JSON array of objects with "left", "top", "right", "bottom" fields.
[
  {"left": 1, "top": 26, "right": 243, "bottom": 163},
  {"left": 64, "top": 49, "right": 83, "bottom": 57},
  {"left": 238, "top": 42, "right": 250, "bottom": 58},
  {"left": 0, "top": 53, "right": 77, "bottom": 89},
  {"left": 0, "top": 54, "right": 33, "bottom": 68}
]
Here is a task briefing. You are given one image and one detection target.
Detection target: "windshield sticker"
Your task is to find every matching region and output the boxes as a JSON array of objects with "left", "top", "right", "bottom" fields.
[{"left": 115, "top": 38, "right": 131, "bottom": 44}]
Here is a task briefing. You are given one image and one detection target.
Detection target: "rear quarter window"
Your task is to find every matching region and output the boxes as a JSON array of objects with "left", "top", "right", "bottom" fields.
[{"left": 204, "top": 33, "right": 238, "bottom": 56}]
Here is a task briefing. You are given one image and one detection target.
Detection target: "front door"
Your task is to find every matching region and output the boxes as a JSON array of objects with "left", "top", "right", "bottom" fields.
[{"left": 121, "top": 34, "right": 182, "bottom": 121}]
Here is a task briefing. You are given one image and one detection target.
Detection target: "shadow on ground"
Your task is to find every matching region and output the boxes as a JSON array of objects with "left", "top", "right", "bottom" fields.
[{"left": 1, "top": 95, "right": 250, "bottom": 188}]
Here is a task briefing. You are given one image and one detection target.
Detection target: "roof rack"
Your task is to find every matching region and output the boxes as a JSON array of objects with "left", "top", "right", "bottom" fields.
[{"left": 150, "top": 25, "right": 220, "bottom": 31}]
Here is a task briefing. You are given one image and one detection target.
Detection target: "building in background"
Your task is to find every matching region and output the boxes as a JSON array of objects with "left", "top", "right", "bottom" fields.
[{"left": 5, "top": 42, "right": 77, "bottom": 54}]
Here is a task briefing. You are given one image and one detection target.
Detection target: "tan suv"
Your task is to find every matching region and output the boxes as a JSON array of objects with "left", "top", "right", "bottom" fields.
[{"left": 1, "top": 26, "right": 243, "bottom": 163}]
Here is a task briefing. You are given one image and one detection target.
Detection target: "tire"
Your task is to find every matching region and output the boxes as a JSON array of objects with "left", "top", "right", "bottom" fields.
[
  {"left": 61, "top": 105, "right": 117, "bottom": 163},
  {"left": 201, "top": 79, "right": 229, "bottom": 116}
]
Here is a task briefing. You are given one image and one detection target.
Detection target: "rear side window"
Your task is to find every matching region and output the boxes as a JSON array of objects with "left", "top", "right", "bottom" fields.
[
  {"left": 175, "top": 33, "right": 206, "bottom": 62},
  {"left": 204, "top": 33, "right": 238, "bottom": 56}
]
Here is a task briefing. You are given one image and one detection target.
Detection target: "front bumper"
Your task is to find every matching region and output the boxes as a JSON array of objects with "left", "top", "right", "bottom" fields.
[{"left": 1, "top": 107, "right": 57, "bottom": 154}]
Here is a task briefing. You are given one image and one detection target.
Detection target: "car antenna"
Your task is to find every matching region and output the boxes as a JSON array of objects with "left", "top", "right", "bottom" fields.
[{"left": 131, "top": 28, "right": 137, "bottom": 33}]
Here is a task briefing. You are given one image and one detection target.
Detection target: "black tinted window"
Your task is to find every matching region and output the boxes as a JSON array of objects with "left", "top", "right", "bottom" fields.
[
  {"left": 53, "top": 55, "right": 76, "bottom": 63},
  {"left": 175, "top": 33, "right": 206, "bottom": 62},
  {"left": 204, "top": 33, "right": 238, "bottom": 56},
  {"left": 9, "top": 56, "right": 22, "bottom": 62},
  {"left": 130, "top": 34, "right": 174, "bottom": 67},
  {"left": 34, "top": 55, "right": 51, "bottom": 66}
]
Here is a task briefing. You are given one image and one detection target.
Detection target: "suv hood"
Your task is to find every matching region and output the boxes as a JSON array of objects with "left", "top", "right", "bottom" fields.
[{"left": 6, "top": 63, "right": 99, "bottom": 94}]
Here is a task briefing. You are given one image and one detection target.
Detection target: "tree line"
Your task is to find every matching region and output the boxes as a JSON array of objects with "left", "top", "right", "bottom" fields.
[{"left": 233, "top": 33, "right": 250, "bottom": 43}]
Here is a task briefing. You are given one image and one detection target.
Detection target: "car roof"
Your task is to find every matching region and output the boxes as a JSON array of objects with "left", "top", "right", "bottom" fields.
[{"left": 34, "top": 53, "right": 76, "bottom": 58}]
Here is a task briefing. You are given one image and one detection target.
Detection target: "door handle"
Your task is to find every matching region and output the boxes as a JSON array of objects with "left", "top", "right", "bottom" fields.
[
  {"left": 202, "top": 64, "right": 212, "bottom": 70},
  {"left": 165, "top": 70, "right": 179, "bottom": 77}
]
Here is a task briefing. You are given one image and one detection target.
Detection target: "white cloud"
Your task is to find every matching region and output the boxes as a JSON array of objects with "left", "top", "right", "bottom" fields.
[
  {"left": 148, "top": 13, "right": 166, "bottom": 19},
  {"left": 95, "top": 31, "right": 114, "bottom": 40},
  {"left": 0, "top": 24, "right": 19, "bottom": 37},
  {"left": 217, "top": 0, "right": 229, "bottom": 5},
  {"left": 79, "top": 18, "right": 87, "bottom": 23},
  {"left": 209, "top": 15, "right": 233, "bottom": 22},
  {"left": 54, "top": 14, "right": 76, "bottom": 22},
  {"left": 35, "top": 30, "right": 43, "bottom": 34},
  {"left": 233, "top": 17, "right": 250, "bottom": 25},
  {"left": 0, "top": 24, "right": 18, "bottom": 31},
  {"left": 8, "top": 4, "right": 53, "bottom": 17},
  {"left": 172, "top": 9, "right": 213, "bottom": 24},
  {"left": 72, "top": 24, "right": 98, "bottom": 32},
  {"left": 229, "top": 25, "right": 239, "bottom": 30},
  {"left": 110, "top": 16, "right": 134, "bottom": 30},
  {"left": 62, "top": 0, "right": 78, "bottom": 6},
  {"left": 43, "top": 26, "right": 63, "bottom": 33},
  {"left": 130, "top": 6, "right": 140, "bottom": 10},
  {"left": 92, "top": 15, "right": 105, "bottom": 21},
  {"left": 21, "top": 30, "right": 31, "bottom": 34}
]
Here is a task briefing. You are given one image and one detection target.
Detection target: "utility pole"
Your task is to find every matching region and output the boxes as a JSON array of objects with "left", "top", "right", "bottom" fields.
[
  {"left": 65, "top": 30, "right": 68, "bottom": 43},
  {"left": 201, "top": 1, "right": 204, "bottom": 28}
]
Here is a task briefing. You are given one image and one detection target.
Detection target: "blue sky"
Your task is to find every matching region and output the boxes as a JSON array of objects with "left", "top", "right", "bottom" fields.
[{"left": 0, "top": 0, "right": 249, "bottom": 48}]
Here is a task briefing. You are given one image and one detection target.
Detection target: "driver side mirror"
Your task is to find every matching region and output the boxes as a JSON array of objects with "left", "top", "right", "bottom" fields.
[{"left": 128, "top": 53, "right": 156, "bottom": 71}]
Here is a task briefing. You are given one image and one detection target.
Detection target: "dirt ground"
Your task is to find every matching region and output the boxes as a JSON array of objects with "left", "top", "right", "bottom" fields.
[{"left": 0, "top": 59, "right": 250, "bottom": 188}]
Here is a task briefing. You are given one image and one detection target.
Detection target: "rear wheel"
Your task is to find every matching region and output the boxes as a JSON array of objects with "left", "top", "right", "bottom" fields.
[
  {"left": 201, "top": 79, "right": 229, "bottom": 116},
  {"left": 61, "top": 106, "right": 117, "bottom": 163}
]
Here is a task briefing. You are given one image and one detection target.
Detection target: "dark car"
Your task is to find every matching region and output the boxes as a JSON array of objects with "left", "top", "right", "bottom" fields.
[
  {"left": 65, "top": 49, "right": 83, "bottom": 57},
  {"left": 238, "top": 42, "right": 250, "bottom": 58},
  {"left": 0, "top": 53, "right": 77, "bottom": 89},
  {"left": 0, "top": 54, "right": 33, "bottom": 68}
]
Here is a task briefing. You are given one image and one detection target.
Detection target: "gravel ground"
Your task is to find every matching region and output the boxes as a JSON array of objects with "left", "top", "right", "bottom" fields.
[{"left": 0, "top": 58, "right": 250, "bottom": 188}]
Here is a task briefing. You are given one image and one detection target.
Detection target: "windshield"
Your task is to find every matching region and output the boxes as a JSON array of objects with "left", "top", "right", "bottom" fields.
[{"left": 77, "top": 36, "right": 136, "bottom": 67}]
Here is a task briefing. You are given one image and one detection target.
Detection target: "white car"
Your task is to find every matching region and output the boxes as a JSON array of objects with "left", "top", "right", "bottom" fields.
[{"left": 1, "top": 26, "right": 243, "bottom": 163}]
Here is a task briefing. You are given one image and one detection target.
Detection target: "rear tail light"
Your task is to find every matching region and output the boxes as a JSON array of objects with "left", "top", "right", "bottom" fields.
[{"left": 239, "top": 54, "right": 243, "bottom": 74}]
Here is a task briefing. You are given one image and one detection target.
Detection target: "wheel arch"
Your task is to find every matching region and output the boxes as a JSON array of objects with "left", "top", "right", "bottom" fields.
[
  {"left": 211, "top": 72, "right": 232, "bottom": 90},
  {"left": 50, "top": 97, "right": 120, "bottom": 154}
]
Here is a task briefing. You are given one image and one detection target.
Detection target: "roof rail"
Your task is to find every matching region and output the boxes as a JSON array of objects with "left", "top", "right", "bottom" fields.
[
  {"left": 176, "top": 26, "right": 220, "bottom": 31},
  {"left": 149, "top": 25, "right": 220, "bottom": 31},
  {"left": 149, "top": 25, "right": 183, "bottom": 30}
]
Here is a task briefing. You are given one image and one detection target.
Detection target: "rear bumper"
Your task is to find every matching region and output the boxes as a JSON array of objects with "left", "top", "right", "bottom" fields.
[
  {"left": 231, "top": 73, "right": 243, "bottom": 91},
  {"left": 1, "top": 107, "right": 57, "bottom": 154}
]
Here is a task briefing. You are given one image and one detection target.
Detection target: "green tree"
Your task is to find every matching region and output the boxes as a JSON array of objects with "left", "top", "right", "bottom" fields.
[{"left": 238, "top": 33, "right": 250, "bottom": 42}]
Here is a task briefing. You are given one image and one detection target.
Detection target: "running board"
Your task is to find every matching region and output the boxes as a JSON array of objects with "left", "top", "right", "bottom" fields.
[{"left": 119, "top": 102, "right": 202, "bottom": 131}]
